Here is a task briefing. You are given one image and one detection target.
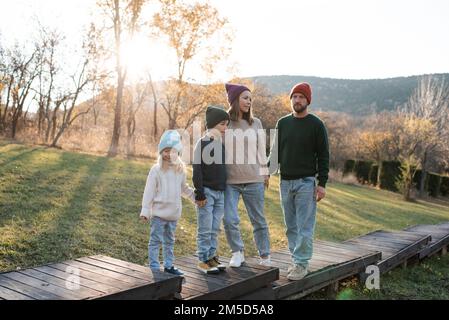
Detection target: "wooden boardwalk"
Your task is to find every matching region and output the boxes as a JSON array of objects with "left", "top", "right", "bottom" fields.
[
  {"left": 404, "top": 224, "right": 449, "bottom": 260},
  {"left": 0, "top": 255, "right": 182, "bottom": 300},
  {"left": 343, "top": 230, "right": 431, "bottom": 273},
  {"left": 240, "top": 240, "right": 381, "bottom": 299},
  {"left": 173, "top": 255, "right": 279, "bottom": 300},
  {"left": 1, "top": 222, "right": 449, "bottom": 300}
]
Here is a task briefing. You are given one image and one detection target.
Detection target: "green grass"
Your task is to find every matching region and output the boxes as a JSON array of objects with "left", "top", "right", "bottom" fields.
[{"left": 1, "top": 139, "right": 449, "bottom": 299}]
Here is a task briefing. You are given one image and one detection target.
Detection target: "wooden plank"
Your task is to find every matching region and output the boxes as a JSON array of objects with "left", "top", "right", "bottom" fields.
[
  {"left": 76, "top": 257, "right": 158, "bottom": 282},
  {"left": 343, "top": 240, "right": 396, "bottom": 257},
  {"left": 60, "top": 260, "right": 147, "bottom": 286},
  {"left": 345, "top": 237, "right": 406, "bottom": 251},
  {"left": 1, "top": 272, "right": 83, "bottom": 300},
  {"left": 34, "top": 265, "right": 118, "bottom": 294},
  {"left": 370, "top": 230, "right": 430, "bottom": 242},
  {"left": 273, "top": 251, "right": 381, "bottom": 299},
  {"left": 0, "top": 275, "right": 65, "bottom": 300},
  {"left": 173, "top": 256, "right": 279, "bottom": 300},
  {"left": 178, "top": 255, "right": 273, "bottom": 281},
  {"left": 353, "top": 234, "right": 419, "bottom": 247},
  {"left": 18, "top": 269, "right": 104, "bottom": 299},
  {"left": 0, "top": 285, "right": 36, "bottom": 300},
  {"left": 50, "top": 263, "right": 131, "bottom": 290},
  {"left": 376, "top": 235, "right": 430, "bottom": 273},
  {"left": 314, "top": 240, "right": 380, "bottom": 256},
  {"left": 89, "top": 255, "right": 176, "bottom": 282}
]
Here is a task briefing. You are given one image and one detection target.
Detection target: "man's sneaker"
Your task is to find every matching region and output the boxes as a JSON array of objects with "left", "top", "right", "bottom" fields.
[
  {"left": 229, "top": 251, "right": 245, "bottom": 267},
  {"left": 197, "top": 261, "right": 220, "bottom": 274},
  {"left": 287, "top": 264, "right": 308, "bottom": 281},
  {"left": 259, "top": 255, "right": 272, "bottom": 266},
  {"left": 164, "top": 266, "right": 184, "bottom": 276},
  {"left": 211, "top": 256, "right": 226, "bottom": 271}
]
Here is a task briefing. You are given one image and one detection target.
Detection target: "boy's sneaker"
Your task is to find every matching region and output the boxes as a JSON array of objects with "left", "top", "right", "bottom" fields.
[
  {"left": 287, "top": 264, "right": 308, "bottom": 281},
  {"left": 164, "top": 266, "right": 184, "bottom": 276},
  {"left": 259, "top": 255, "right": 272, "bottom": 266},
  {"left": 287, "top": 263, "right": 296, "bottom": 274},
  {"left": 197, "top": 261, "right": 220, "bottom": 274},
  {"left": 229, "top": 251, "right": 245, "bottom": 267},
  {"left": 211, "top": 256, "right": 226, "bottom": 271}
]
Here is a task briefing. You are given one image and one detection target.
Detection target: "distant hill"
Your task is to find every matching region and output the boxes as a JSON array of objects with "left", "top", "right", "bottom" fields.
[{"left": 248, "top": 74, "right": 448, "bottom": 115}]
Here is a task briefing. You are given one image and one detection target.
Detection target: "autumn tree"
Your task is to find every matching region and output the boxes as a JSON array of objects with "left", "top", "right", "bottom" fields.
[
  {"left": 395, "top": 115, "right": 436, "bottom": 201},
  {"left": 152, "top": 0, "right": 232, "bottom": 129},
  {"left": 357, "top": 112, "right": 400, "bottom": 187}
]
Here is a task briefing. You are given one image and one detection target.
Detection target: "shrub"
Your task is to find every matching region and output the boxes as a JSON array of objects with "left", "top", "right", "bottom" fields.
[
  {"left": 343, "top": 160, "right": 356, "bottom": 176},
  {"left": 380, "top": 161, "right": 402, "bottom": 192},
  {"left": 427, "top": 173, "right": 442, "bottom": 197}
]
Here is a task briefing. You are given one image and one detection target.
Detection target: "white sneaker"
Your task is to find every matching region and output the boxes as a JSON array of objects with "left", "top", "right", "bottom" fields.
[
  {"left": 229, "top": 251, "right": 245, "bottom": 267},
  {"left": 259, "top": 255, "right": 272, "bottom": 266},
  {"left": 287, "top": 263, "right": 296, "bottom": 274},
  {"left": 287, "top": 264, "right": 308, "bottom": 281}
]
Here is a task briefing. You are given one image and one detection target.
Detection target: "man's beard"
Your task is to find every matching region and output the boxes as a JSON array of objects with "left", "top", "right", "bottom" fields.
[{"left": 293, "top": 104, "right": 307, "bottom": 114}]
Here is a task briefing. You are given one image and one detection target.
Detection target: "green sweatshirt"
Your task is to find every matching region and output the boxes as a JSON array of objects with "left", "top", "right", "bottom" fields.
[{"left": 269, "top": 113, "right": 330, "bottom": 188}]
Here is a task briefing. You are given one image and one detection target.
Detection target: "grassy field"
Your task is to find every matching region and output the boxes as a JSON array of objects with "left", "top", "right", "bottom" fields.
[{"left": 1, "top": 139, "right": 449, "bottom": 299}]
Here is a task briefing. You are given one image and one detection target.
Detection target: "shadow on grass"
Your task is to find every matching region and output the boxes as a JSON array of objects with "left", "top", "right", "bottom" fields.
[{"left": 1, "top": 152, "right": 110, "bottom": 270}]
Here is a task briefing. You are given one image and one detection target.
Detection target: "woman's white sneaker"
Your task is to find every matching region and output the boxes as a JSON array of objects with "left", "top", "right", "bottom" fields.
[
  {"left": 259, "top": 255, "right": 272, "bottom": 266},
  {"left": 229, "top": 251, "right": 245, "bottom": 267}
]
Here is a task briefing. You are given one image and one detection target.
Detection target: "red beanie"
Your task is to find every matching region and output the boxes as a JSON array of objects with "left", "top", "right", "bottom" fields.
[{"left": 289, "top": 83, "right": 312, "bottom": 105}]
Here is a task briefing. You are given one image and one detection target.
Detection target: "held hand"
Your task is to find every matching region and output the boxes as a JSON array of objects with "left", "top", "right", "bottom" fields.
[
  {"left": 264, "top": 176, "right": 270, "bottom": 189},
  {"left": 316, "top": 186, "right": 326, "bottom": 202},
  {"left": 196, "top": 199, "right": 207, "bottom": 208},
  {"left": 140, "top": 216, "right": 149, "bottom": 223}
]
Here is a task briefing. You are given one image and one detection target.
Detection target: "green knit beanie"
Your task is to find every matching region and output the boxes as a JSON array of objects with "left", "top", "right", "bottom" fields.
[{"left": 205, "top": 105, "right": 230, "bottom": 129}]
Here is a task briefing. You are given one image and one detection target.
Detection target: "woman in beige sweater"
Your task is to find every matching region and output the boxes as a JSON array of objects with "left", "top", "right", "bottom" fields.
[{"left": 223, "top": 83, "right": 271, "bottom": 267}]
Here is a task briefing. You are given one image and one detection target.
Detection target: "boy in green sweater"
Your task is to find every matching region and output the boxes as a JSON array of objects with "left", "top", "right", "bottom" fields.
[{"left": 268, "top": 82, "right": 329, "bottom": 281}]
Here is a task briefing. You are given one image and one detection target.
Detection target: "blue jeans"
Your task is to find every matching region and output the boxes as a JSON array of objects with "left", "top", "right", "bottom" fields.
[
  {"left": 280, "top": 177, "right": 317, "bottom": 268},
  {"left": 223, "top": 183, "right": 270, "bottom": 257},
  {"left": 148, "top": 216, "right": 178, "bottom": 270},
  {"left": 197, "top": 187, "right": 225, "bottom": 262}
]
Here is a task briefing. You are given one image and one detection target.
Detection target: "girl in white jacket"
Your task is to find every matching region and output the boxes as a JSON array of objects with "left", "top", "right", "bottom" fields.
[{"left": 140, "top": 130, "right": 195, "bottom": 276}]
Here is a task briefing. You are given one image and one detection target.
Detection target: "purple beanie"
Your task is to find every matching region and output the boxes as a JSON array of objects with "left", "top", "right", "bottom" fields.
[{"left": 225, "top": 83, "right": 251, "bottom": 105}]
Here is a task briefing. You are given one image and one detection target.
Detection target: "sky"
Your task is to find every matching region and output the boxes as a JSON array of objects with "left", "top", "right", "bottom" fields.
[{"left": 1, "top": 0, "right": 449, "bottom": 82}]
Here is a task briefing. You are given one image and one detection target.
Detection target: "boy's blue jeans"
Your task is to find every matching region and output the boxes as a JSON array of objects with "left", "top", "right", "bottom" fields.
[
  {"left": 197, "top": 187, "right": 225, "bottom": 262},
  {"left": 280, "top": 177, "right": 317, "bottom": 268},
  {"left": 148, "top": 216, "right": 178, "bottom": 270},
  {"left": 223, "top": 182, "right": 270, "bottom": 257}
]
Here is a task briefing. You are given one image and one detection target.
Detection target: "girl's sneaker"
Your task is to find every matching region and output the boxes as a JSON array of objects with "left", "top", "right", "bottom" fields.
[
  {"left": 211, "top": 256, "right": 226, "bottom": 271},
  {"left": 197, "top": 261, "right": 220, "bottom": 274},
  {"left": 164, "top": 266, "right": 184, "bottom": 276}
]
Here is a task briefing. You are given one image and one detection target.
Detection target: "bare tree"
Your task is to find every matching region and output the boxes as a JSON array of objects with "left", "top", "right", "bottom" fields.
[
  {"left": 97, "top": 0, "right": 147, "bottom": 157},
  {"left": 402, "top": 76, "right": 449, "bottom": 197},
  {"left": 5, "top": 43, "right": 40, "bottom": 139},
  {"left": 124, "top": 81, "right": 151, "bottom": 156}
]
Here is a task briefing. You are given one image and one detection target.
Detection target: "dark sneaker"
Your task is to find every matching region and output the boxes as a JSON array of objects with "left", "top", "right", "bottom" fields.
[
  {"left": 164, "top": 266, "right": 184, "bottom": 276},
  {"left": 197, "top": 261, "right": 220, "bottom": 274},
  {"left": 211, "top": 256, "right": 226, "bottom": 271}
]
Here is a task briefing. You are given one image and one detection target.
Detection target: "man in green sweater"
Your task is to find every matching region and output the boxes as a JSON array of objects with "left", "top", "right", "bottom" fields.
[{"left": 268, "top": 82, "right": 329, "bottom": 281}]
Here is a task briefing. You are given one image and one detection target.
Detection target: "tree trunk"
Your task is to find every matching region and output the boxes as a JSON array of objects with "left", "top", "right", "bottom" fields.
[
  {"left": 376, "top": 160, "right": 382, "bottom": 189},
  {"left": 419, "top": 151, "right": 428, "bottom": 198},
  {"left": 108, "top": 73, "right": 125, "bottom": 157}
]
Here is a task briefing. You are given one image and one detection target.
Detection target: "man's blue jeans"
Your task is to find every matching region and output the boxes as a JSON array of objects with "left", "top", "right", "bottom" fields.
[
  {"left": 280, "top": 177, "right": 317, "bottom": 268},
  {"left": 223, "top": 182, "right": 270, "bottom": 257},
  {"left": 197, "top": 187, "right": 225, "bottom": 262},
  {"left": 148, "top": 216, "right": 178, "bottom": 270}
]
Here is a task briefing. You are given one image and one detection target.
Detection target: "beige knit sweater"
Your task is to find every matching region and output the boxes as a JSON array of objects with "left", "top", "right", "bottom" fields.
[{"left": 140, "top": 164, "right": 195, "bottom": 221}]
